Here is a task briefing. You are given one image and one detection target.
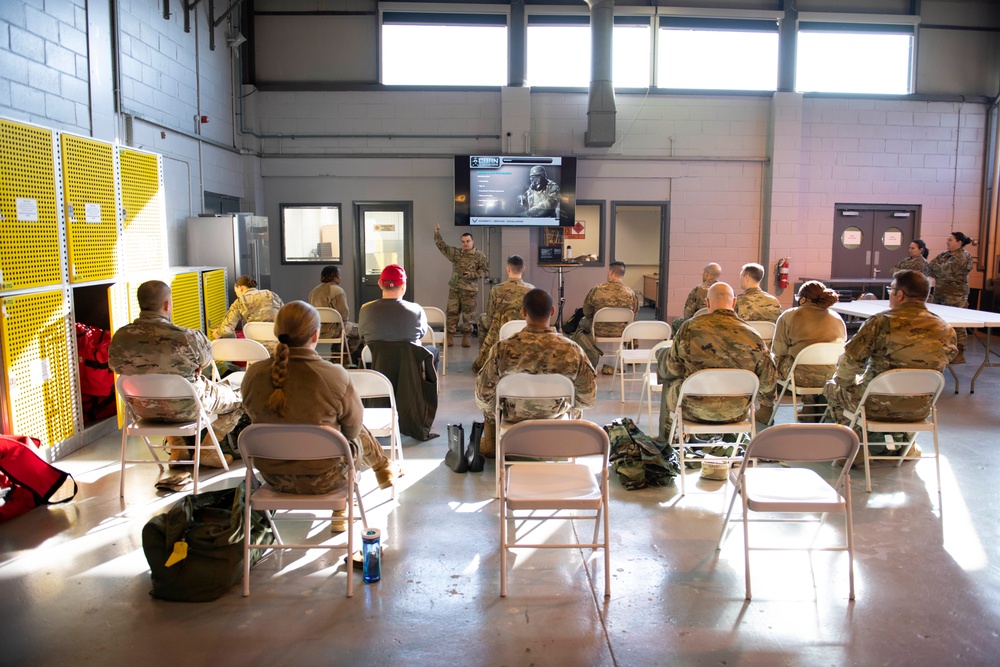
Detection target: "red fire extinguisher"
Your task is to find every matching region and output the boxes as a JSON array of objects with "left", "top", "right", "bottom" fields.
[{"left": 776, "top": 257, "right": 790, "bottom": 289}]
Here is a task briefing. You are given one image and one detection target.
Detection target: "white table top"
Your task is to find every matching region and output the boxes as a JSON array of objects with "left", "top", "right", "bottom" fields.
[{"left": 831, "top": 300, "right": 1000, "bottom": 327}]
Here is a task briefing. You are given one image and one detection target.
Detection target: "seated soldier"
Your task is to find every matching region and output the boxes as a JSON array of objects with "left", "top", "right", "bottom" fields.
[
  {"left": 108, "top": 280, "right": 241, "bottom": 469},
  {"left": 476, "top": 288, "right": 597, "bottom": 457},
  {"left": 673, "top": 262, "right": 721, "bottom": 331},
  {"left": 570, "top": 260, "right": 640, "bottom": 373},
  {"left": 735, "top": 262, "right": 782, "bottom": 322},
  {"left": 472, "top": 254, "right": 534, "bottom": 374},
  {"left": 308, "top": 265, "right": 361, "bottom": 357}
]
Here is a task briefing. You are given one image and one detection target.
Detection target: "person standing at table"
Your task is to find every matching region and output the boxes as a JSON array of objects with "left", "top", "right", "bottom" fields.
[
  {"left": 434, "top": 224, "right": 489, "bottom": 348},
  {"left": 929, "top": 231, "right": 974, "bottom": 364},
  {"left": 892, "top": 239, "right": 930, "bottom": 276}
]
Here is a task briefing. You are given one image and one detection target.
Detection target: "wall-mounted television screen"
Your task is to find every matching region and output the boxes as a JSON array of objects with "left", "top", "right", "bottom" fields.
[{"left": 454, "top": 155, "right": 577, "bottom": 227}]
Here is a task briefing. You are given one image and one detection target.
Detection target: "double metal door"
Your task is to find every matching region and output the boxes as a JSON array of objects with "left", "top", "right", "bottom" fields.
[{"left": 831, "top": 206, "right": 918, "bottom": 279}]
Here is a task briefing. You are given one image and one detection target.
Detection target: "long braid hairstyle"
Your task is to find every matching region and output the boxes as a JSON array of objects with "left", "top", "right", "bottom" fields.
[{"left": 267, "top": 301, "right": 321, "bottom": 416}]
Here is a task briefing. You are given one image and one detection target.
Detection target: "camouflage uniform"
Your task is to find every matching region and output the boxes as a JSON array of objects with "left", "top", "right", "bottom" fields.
[
  {"left": 472, "top": 277, "right": 534, "bottom": 373},
  {"left": 476, "top": 325, "right": 597, "bottom": 424},
  {"left": 735, "top": 287, "right": 782, "bottom": 323},
  {"left": 571, "top": 280, "right": 640, "bottom": 367},
  {"left": 673, "top": 280, "right": 717, "bottom": 331},
  {"left": 308, "top": 281, "right": 361, "bottom": 353},
  {"left": 929, "top": 248, "right": 973, "bottom": 352},
  {"left": 108, "top": 310, "right": 243, "bottom": 435},
  {"left": 657, "top": 309, "right": 776, "bottom": 440},
  {"left": 435, "top": 229, "right": 489, "bottom": 335},
  {"left": 519, "top": 181, "right": 560, "bottom": 217},
  {"left": 772, "top": 303, "right": 847, "bottom": 386},
  {"left": 823, "top": 301, "right": 957, "bottom": 424},
  {"left": 892, "top": 254, "right": 930, "bottom": 276},
  {"left": 209, "top": 288, "right": 283, "bottom": 340}
]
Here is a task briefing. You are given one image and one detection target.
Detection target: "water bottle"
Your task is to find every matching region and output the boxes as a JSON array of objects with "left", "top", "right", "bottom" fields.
[
  {"left": 565, "top": 245, "right": 573, "bottom": 260},
  {"left": 362, "top": 528, "right": 381, "bottom": 583}
]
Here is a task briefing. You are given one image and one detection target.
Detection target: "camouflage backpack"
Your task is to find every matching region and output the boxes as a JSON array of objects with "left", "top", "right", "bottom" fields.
[{"left": 603, "top": 418, "right": 680, "bottom": 490}]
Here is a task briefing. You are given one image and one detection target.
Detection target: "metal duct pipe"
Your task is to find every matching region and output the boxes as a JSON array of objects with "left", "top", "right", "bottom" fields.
[{"left": 585, "top": 0, "right": 616, "bottom": 147}]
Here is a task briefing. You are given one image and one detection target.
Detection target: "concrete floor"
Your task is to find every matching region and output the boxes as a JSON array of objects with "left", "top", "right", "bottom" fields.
[{"left": 2, "top": 339, "right": 1000, "bottom": 666}]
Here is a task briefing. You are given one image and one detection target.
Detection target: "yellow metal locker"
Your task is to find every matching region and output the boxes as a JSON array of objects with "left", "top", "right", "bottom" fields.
[
  {"left": 61, "top": 135, "right": 118, "bottom": 282},
  {"left": 118, "top": 148, "right": 167, "bottom": 275},
  {"left": 171, "top": 271, "right": 203, "bottom": 332},
  {"left": 202, "top": 269, "right": 227, "bottom": 333},
  {"left": 0, "top": 119, "right": 63, "bottom": 290}
]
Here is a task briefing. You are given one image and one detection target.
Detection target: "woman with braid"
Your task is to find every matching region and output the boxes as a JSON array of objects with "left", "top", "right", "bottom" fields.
[{"left": 242, "top": 301, "right": 396, "bottom": 527}]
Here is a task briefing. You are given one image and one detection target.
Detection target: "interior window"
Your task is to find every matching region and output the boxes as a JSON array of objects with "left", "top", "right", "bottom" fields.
[
  {"left": 280, "top": 204, "right": 342, "bottom": 265},
  {"left": 657, "top": 18, "right": 778, "bottom": 91},
  {"left": 382, "top": 13, "right": 508, "bottom": 86},
  {"left": 527, "top": 18, "right": 651, "bottom": 88}
]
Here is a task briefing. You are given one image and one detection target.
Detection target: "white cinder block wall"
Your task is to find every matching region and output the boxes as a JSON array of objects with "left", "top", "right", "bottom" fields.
[{"left": 0, "top": 0, "right": 993, "bottom": 318}]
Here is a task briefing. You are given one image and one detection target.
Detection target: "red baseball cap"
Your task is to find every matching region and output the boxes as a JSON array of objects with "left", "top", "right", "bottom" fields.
[{"left": 379, "top": 264, "right": 406, "bottom": 288}]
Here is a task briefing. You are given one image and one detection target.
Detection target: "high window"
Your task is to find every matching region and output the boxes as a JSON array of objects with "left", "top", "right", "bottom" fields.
[
  {"left": 381, "top": 12, "right": 508, "bottom": 86},
  {"left": 796, "top": 23, "right": 913, "bottom": 94},
  {"left": 526, "top": 16, "right": 651, "bottom": 88},
  {"left": 656, "top": 18, "right": 779, "bottom": 91}
]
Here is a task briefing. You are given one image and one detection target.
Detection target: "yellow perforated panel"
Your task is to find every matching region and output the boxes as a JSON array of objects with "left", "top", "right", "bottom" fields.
[
  {"left": 202, "top": 269, "right": 227, "bottom": 333},
  {"left": 62, "top": 135, "right": 118, "bottom": 282},
  {"left": 1, "top": 290, "right": 76, "bottom": 447},
  {"left": 0, "top": 119, "right": 62, "bottom": 290},
  {"left": 108, "top": 281, "right": 135, "bottom": 428},
  {"left": 171, "top": 272, "right": 202, "bottom": 331},
  {"left": 119, "top": 149, "right": 166, "bottom": 274}
]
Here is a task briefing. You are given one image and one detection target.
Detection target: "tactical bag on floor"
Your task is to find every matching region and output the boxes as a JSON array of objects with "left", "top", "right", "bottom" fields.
[
  {"left": 142, "top": 482, "right": 274, "bottom": 602},
  {"left": 0, "top": 435, "right": 77, "bottom": 523},
  {"left": 604, "top": 418, "right": 680, "bottom": 490}
]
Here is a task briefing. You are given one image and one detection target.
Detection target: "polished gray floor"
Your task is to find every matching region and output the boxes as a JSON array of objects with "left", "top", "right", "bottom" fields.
[{"left": 2, "top": 339, "right": 1000, "bottom": 666}]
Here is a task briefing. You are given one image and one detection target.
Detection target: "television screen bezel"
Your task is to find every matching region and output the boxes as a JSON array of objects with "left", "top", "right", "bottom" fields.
[{"left": 454, "top": 155, "right": 577, "bottom": 227}]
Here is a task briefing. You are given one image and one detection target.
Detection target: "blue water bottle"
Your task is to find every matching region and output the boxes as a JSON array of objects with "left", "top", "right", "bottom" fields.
[{"left": 362, "top": 528, "right": 381, "bottom": 583}]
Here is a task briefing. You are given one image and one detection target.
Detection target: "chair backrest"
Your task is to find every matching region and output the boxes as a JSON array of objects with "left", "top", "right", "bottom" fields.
[
  {"left": 210, "top": 338, "right": 270, "bottom": 363},
  {"left": 315, "top": 307, "right": 344, "bottom": 327},
  {"left": 243, "top": 321, "right": 277, "bottom": 342},
  {"left": 348, "top": 368, "right": 394, "bottom": 403},
  {"left": 496, "top": 373, "right": 575, "bottom": 402},
  {"left": 791, "top": 341, "right": 845, "bottom": 368},
  {"left": 860, "top": 368, "right": 946, "bottom": 404},
  {"left": 423, "top": 306, "right": 446, "bottom": 329},
  {"left": 501, "top": 419, "right": 610, "bottom": 460},
  {"left": 239, "top": 423, "right": 353, "bottom": 463},
  {"left": 746, "top": 320, "right": 776, "bottom": 341},
  {"left": 360, "top": 345, "right": 372, "bottom": 367},
  {"left": 645, "top": 340, "right": 673, "bottom": 368},
  {"left": 693, "top": 307, "right": 709, "bottom": 318},
  {"left": 499, "top": 319, "right": 528, "bottom": 340},
  {"left": 116, "top": 373, "right": 202, "bottom": 419},
  {"left": 678, "top": 368, "right": 759, "bottom": 400},
  {"left": 858, "top": 292, "right": 878, "bottom": 301},
  {"left": 593, "top": 307, "right": 635, "bottom": 328},
  {"left": 745, "top": 423, "right": 859, "bottom": 464},
  {"left": 621, "top": 320, "right": 672, "bottom": 343}
]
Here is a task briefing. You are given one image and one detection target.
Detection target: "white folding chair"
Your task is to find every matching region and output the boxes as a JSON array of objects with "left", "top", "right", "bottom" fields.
[
  {"left": 770, "top": 341, "right": 845, "bottom": 425},
  {"left": 348, "top": 369, "right": 404, "bottom": 467},
  {"left": 692, "top": 307, "right": 709, "bottom": 318},
  {"left": 243, "top": 321, "right": 278, "bottom": 345},
  {"left": 843, "top": 369, "right": 946, "bottom": 494},
  {"left": 666, "top": 369, "right": 759, "bottom": 496},
  {"left": 315, "top": 307, "right": 351, "bottom": 366},
  {"left": 615, "top": 320, "right": 672, "bottom": 401},
  {"left": 718, "top": 423, "right": 860, "bottom": 600},
  {"left": 499, "top": 319, "right": 528, "bottom": 341},
  {"left": 746, "top": 321, "right": 776, "bottom": 349},
  {"left": 499, "top": 420, "right": 611, "bottom": 598},
  {"left": 116, "top": 374, "right": 229, "bottom": 498},
  {"left": 239, "top": 424, "right": 368, "bottom": 598},
  {"left": 359, "top": 345, "right": 372, "bottom": 369},
  {"left": 494, "top": 373, "right": 576, "bottom": 498},
  {"left": 422, "top": 306, "right": 447, "bottom": 376},
  {"left": 638, "top": 340, "right": 673, "bottom": 432},
  {"left": 592, "top": 307, "right": 635, "bottom": 374},
  {"left": 210, "top": 338, "right": 270, "bottom": 386}
]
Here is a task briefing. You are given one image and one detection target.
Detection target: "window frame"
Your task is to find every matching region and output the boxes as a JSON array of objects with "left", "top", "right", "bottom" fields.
[
  {"left": 795, "top": 21, "right": 916, "bottom": 95},
  {"left": 279, "top": 203, "right": 344, "bottom": 266}
]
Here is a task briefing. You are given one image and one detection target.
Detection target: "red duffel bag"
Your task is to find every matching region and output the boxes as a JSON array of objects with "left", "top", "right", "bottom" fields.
[{"left": 0, "top": 435, "right": 77, "bottom": 523}]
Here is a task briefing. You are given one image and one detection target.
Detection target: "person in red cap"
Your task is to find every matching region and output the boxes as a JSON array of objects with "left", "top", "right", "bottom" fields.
[{"left": 358, "top": 264, "right": 439, "bottom": 368}]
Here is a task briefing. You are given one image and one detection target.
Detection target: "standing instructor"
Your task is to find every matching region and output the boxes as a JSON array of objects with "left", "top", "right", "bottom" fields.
[{"left": 434, "top": 223, "right": 489, "bottom": 347}]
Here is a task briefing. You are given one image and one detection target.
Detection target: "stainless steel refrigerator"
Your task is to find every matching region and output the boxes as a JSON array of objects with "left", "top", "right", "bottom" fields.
[{"left": 186, "top": 214, "right": 270, "bottom": 295}]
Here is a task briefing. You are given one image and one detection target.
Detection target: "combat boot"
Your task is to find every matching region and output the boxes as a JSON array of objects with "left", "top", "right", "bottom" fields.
[
  {"left": 462, "top": 332, "right": 471, "bottom": 347},
  {"left": 447, "top": 333, "right": 454, "bottom": 347},
  {"left": 480, "top": 422, "right": 496, "bottom": 458},
  {"left": 165, "top": 436, "right": 191, "bottom": 469},
  {"left": 952, "top": 349, "right": 966, "bottom": 364}
]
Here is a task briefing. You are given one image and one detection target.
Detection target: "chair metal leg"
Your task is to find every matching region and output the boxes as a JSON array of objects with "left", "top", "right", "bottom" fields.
[
  {"left": 717, "top": 479, "right": 741, "bottom": 549},
  {"left": 742, "top": 493, "right": 752, "bottom": 600},
  {"left": 500, "top": 495, "right": 508, "bottom": 597}
]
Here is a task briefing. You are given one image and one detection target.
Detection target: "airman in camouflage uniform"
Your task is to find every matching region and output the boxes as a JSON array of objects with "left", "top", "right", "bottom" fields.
[
  {"left": 476, "top": 289, "right": 597, "bottom": 456},
  {"left": 109, "top": 281, "right": 243, "bottom": 466},
  {"left": 657, "top": 283, "right": 776, "bottom": 440},
  {"left": 929, "top": 232, "right": 974, "bottom": 362},
  {"left": 308, "top": 265, "right": 361, "bottom": 355},
  {"left": 472, "top": 255, "right": 534, "bottom": 373},
  {"left": 735, "top": 263, "right": 781, "bottom": 322},
  {"left": 517, "top": 166, "right": 561, "bottom": 217},
  {"left": 673, "top": 262, "right": 721, "bottom": 331},
  {"left": 892, "top": 247, "right": 930, "bottom": 275},
  {"left": 209, "top": 276, "right": 283, "bottom": 345},
  {"left": 824, "top": 271, "right": 957, "bottom": 430},
  {"left": 570, "top": 261, "right": 640, "bottom": 369},
  {"left": 434, "top": 224, "right": 489, "bottom": 346}
]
